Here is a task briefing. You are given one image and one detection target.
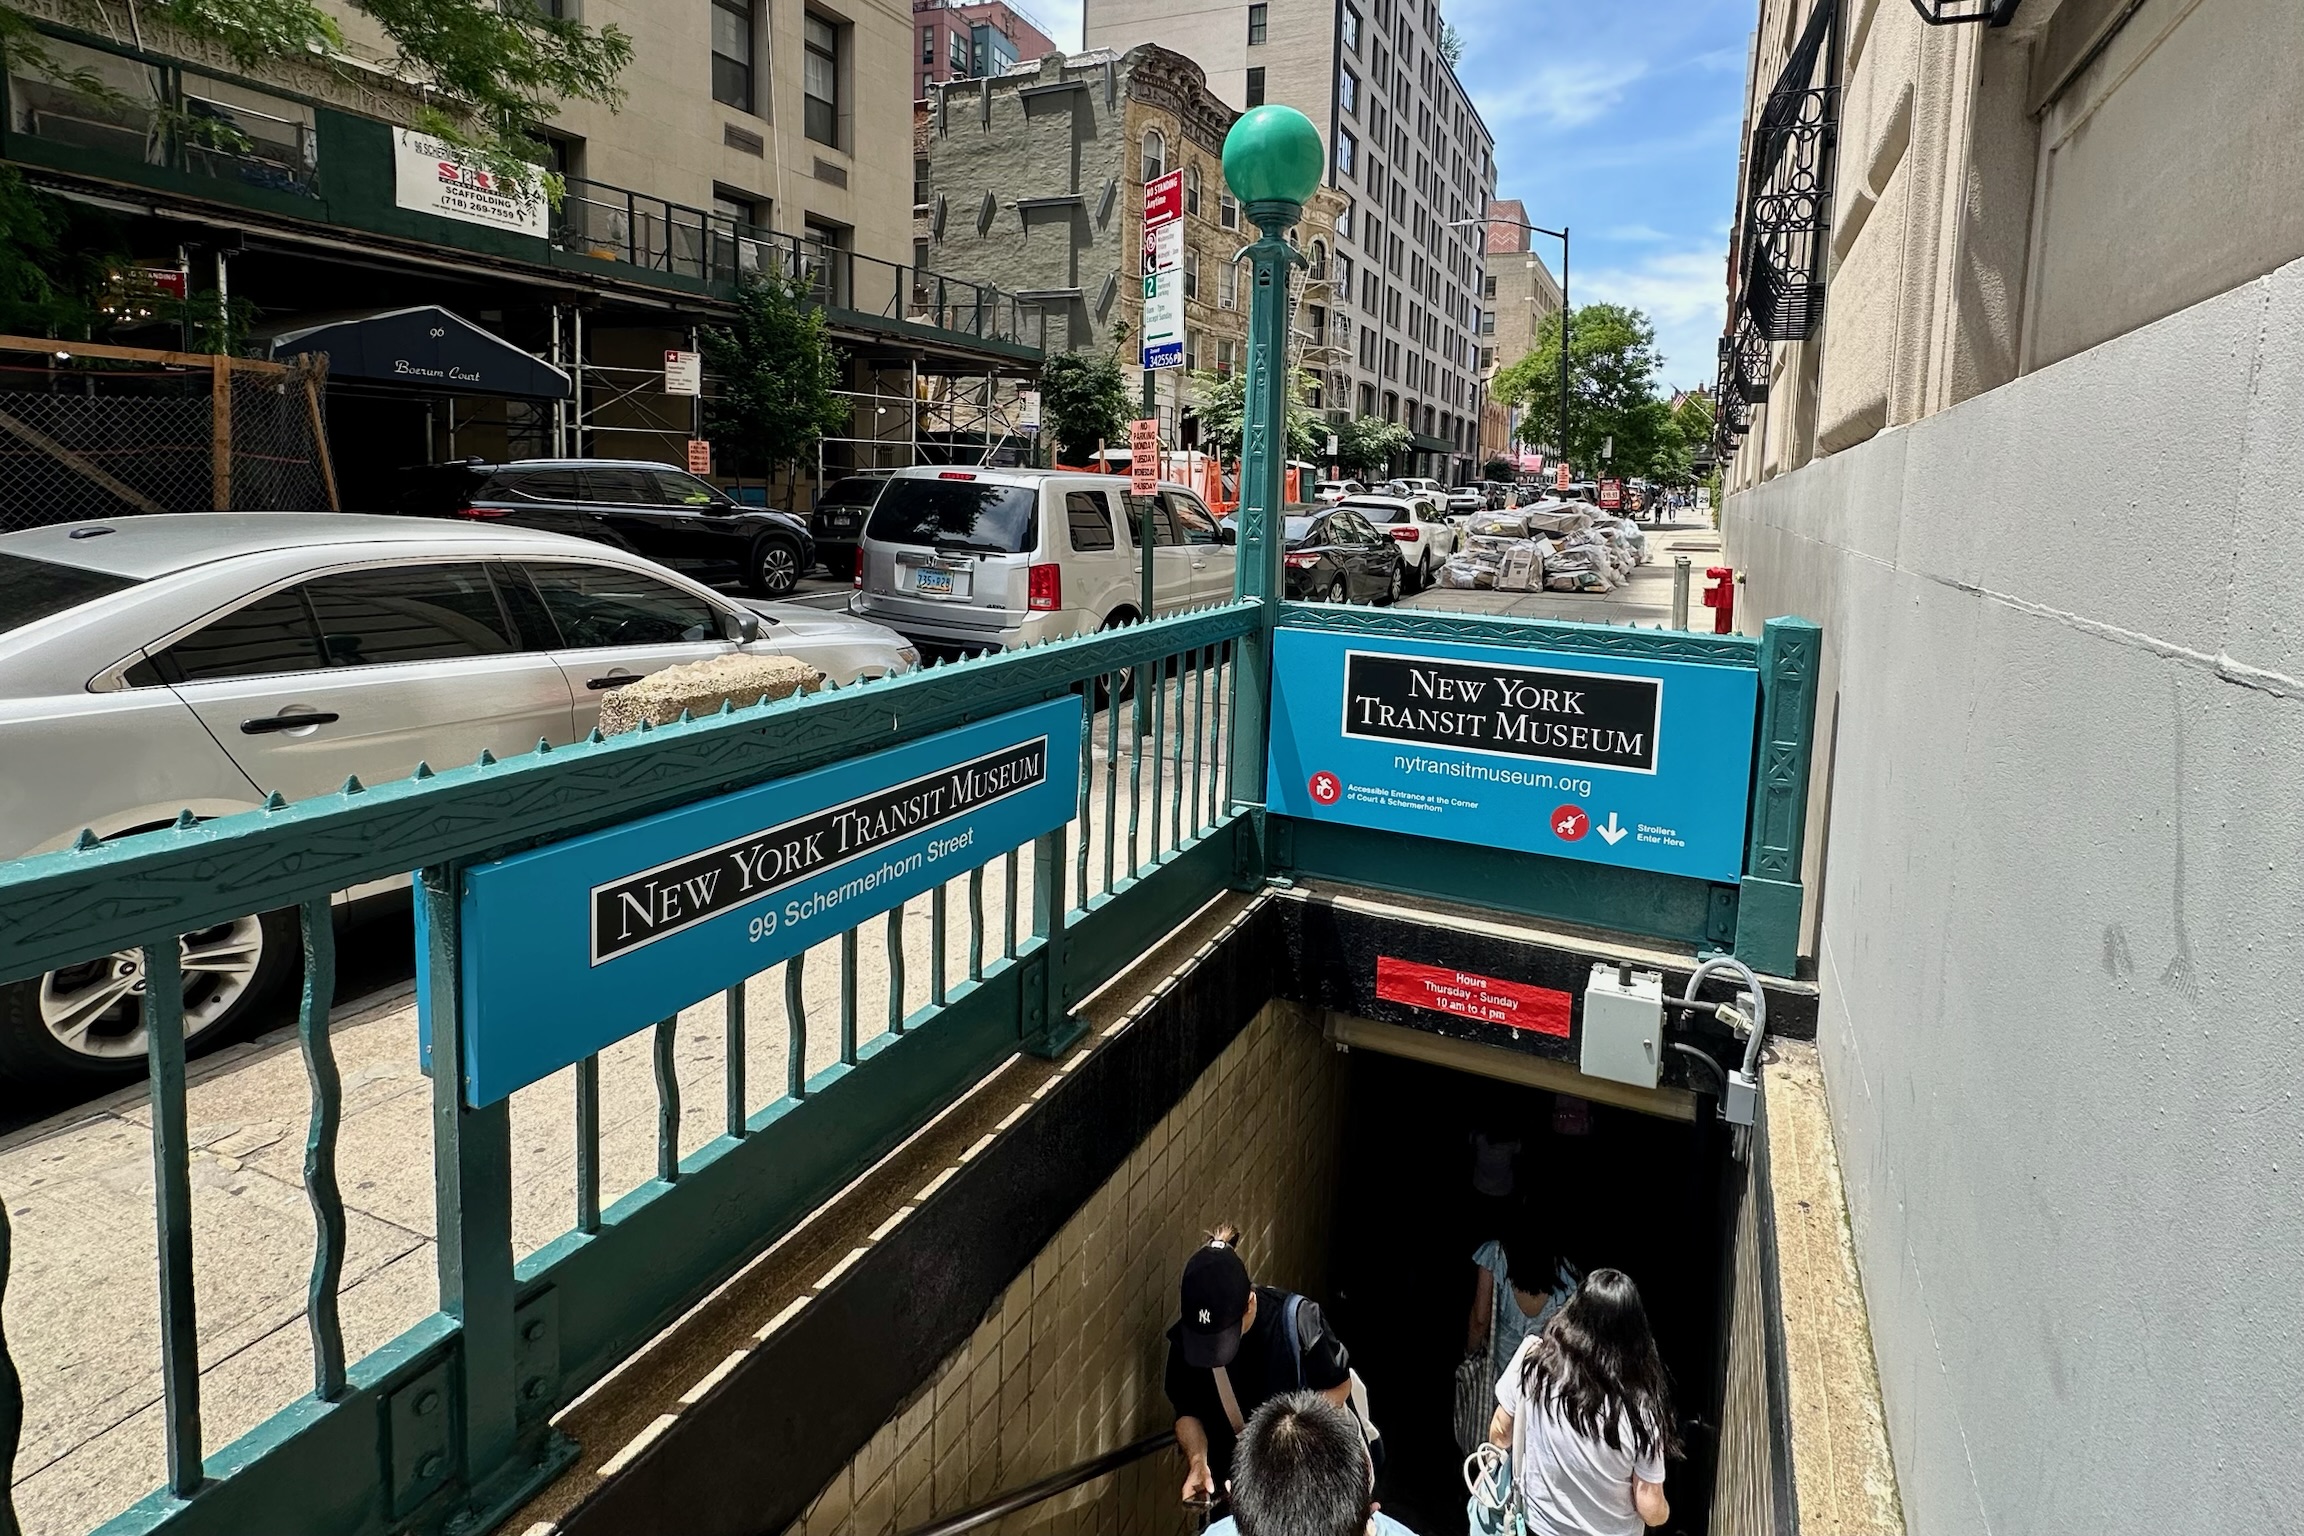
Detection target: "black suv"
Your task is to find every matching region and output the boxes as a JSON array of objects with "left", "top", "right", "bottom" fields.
[
  {"left": 808, "top": 472, "right": 891, "bottom": 577},
  {"left": 391, "top": 459, "right": 818, "bottom": 597}
]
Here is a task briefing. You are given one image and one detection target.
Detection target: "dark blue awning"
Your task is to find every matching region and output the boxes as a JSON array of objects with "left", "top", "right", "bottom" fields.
[{"left": 258, "top": 306, "right": 572, "bottom": 400}]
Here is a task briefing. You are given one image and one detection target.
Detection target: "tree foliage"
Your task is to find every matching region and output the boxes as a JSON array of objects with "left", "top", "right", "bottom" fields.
[
  {"left": 1493, "top": 303, "right": 1687, "bottom": 480},
  {"left": 1482, "top": 455, "right": 1517, "bottom": 481},
  {"left": 1189, "top": 367, "right": 1327, "bottom": 462},
  {"left": 1439, "top": 23, "right": 1465, "bottom": 67},
  {"left": 1335, "top": 414, "right": 1411, "bottom": 478},
  {"left": 700, "top": 274, "right": 849, "bottom": 476},
  {"left": 0, "top": 0, "right": 631, "bottom": 193},
  {"left": 1038, "top": 351, "right": 1130, "bottom": 465}
]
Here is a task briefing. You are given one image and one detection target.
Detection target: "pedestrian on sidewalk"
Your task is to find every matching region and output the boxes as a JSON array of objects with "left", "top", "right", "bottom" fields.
[
  {"left": 1167, "top": 1226, "right": 1363, "bottom": 1508},
  {"left": 1484, "top": 1268, "right": 1677, "bottom": 1535},
  {"left": 1205, "top": 1391, "right": 1416, "bottom": 1536}
]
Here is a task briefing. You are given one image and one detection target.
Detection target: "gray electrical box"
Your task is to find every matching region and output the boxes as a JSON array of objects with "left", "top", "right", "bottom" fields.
[{"left": 1580, "top": 963, "right": 1664, "bottom": 1089}]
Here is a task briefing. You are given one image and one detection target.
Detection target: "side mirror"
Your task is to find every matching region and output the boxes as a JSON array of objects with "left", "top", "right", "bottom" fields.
[
  {"left": 1219, "top": 525, "right": 1238, "bottom": 545},
  {"left": 732, "top": 610, "right": 762, "bottom": 643}
]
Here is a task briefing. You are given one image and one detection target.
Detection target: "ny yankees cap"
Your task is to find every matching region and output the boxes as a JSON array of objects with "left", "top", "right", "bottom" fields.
[{"left": 1178, "top": 1241, "right": 1252, "bottom": 1368}]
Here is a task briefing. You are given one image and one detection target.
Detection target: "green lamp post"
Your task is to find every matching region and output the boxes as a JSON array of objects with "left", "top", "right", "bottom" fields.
[{"left": 1221, "top": 103, "right": 1324, "bottom": 819}]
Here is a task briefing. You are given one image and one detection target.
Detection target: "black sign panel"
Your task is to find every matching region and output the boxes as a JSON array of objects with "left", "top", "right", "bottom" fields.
[
  {"left": 590, "top": 738, "right": 1047, "bottom": 963},
  {"left": 1340, "top": 650, "right": 1660, "bottom": 772}
]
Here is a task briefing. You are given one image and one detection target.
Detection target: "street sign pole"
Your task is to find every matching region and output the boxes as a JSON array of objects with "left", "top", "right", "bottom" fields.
[{"left": 1139, "top": 169, "right": 1185, "bottom": 636}]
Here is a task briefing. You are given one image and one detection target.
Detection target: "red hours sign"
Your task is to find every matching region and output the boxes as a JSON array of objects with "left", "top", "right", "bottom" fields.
[
  {"left": 1143, "top": 169, "right": 1185, "bottom": 228},
  {"left": 1599, "top": 479, "right": 1623, "bottom": 508},
  {"left": 1375, "top": 956, "right": 1572, "bottom": 1036},
  {"left": 1554, "top": 465, "right": 1571, "bottom": 491}
]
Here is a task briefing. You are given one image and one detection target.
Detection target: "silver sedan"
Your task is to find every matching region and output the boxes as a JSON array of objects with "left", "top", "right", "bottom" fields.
[{"left": 0, "top": 512, "right": 918, "bottom": 1088}]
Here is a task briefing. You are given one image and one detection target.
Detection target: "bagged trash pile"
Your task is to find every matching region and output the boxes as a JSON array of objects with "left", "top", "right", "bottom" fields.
[{"left": 1428, "top": 499, "right": 1652, "bottom": 595}]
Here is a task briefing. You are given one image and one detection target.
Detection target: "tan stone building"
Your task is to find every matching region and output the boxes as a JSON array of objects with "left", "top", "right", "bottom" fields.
[
  {"left": 921, "top": 45, "right": 1343, "bottom": 450},
  {"left": 1714, "top": 4, "right": 2304, "bottom": 1533},
  {"left": 1475, "top": 197, "right": 1562, "bottom": 466}
]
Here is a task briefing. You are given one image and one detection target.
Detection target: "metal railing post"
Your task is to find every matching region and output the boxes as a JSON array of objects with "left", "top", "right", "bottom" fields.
[
  {"left": 1672, "top": 555, "right": 1692, "bottom": 629},
  {"left": 422, "top": 862, "right": 522, "bottom": 1499},
  {"left": 1734, "top": 615, "right": 1822, "bottom": 975}
]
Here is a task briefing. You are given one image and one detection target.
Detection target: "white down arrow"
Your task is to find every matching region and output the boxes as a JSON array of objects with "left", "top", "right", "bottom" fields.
[{"left": 1595, "top": 812, "right": 1628, "bottom": 845}]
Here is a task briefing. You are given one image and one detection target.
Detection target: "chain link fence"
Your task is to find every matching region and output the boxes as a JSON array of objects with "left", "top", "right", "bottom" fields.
[{"left": 0, "top": 344, "right": 335, "bottom": 534}]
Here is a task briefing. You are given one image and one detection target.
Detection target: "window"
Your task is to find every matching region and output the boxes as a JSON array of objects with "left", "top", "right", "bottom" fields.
[
  {"left": 1336, "top": 202, "right": 1353, "bottom": 240},
  {"left": 302, "top": 565, "right": 519, "bottom": 668},
  {"left": 714, "top": 189, "right": 758, "bottom": 227},
  {"left": 804, "top": 14, "right": 840, "bottom": 147},
  {"left": 921, "top": 25, "right": 935, "bottom": 64},
  {"left": 1482, "top": 274, "right": 1496, "bottom": 299},
  {"left": 1219, "top": 258, "right": 1237, "bottom": 309},
  {"left": 1358, "top": 382, "right": 1376, "bottom": 415},
  {"left": 1184, "top": 249, "right": 1199, "bottom": 301},
  {"left": 649, "top": 469, "right": 725, "bottom": 506},
  {"left": 1343, "top": 5, "right": 1362, "bottom": 51},
  {"left": 1309, "top": 239, "right": 1328, "bottom": 279},
  {"left": 1141, "top": 129, "right": 1166, "bottom": 184},
  {"left": 912, "top": 157, "right": 930, "bottom": 210},
  {"left": 151, "top": 587, "right": 325, "bottom": 681},
  {"left": 1186, "top": 164, "right": 1201, "bottom": 217},
  {"left": 1335, "top": 251, "right": 1354, "bottom": 292},
  {"left": 1335, "top": 131, "right": 1355, "bottom": 178},
  {"left": 1340, "top": 72, "right": 1358, "bottom": 115},
  {"left": 522, "top": 563, "right": 721, "bottom": 648},
  {"left": 951, "top": 27, "right": 968, "bottom": 72},
  {"left": 866, "top": 479, "right": 1040, "bottom": 553},
  {"left": 1163, "top": 491, "right": 1220, "bottom": 543},
  {"left": 1245, "top": 67, "right": 1265, "bottom": 108},
  {"left": 1247, "top": 3, "right": 1267, "bottom": 44},
  {"left": 713, "top": 0, "right": 756, "bottom": 112},
  {"left": 1220, "top": 188, "right": 1238, "bottom": 229},
  {"left": 1215, "top": 337, "right": 1237, "bottom": 375},
  {"left": 1065, "top": 491, "right": 1115, "bottom": 552},
  {"left": 0, "top": 554, "right": 138, "bottom": 640}
]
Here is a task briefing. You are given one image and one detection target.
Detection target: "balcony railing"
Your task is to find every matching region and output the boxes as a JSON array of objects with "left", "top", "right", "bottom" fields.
[{"left": 554, "top": 176, "right": 1032, "bottom": 346}]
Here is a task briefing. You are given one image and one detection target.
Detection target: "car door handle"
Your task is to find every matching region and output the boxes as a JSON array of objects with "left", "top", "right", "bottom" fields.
[
  {"left": 588, "top": 675, "right": 639, "bottom": 690},
  {"left": 240, "top": 711, "right": 339, "bottom": 734}
]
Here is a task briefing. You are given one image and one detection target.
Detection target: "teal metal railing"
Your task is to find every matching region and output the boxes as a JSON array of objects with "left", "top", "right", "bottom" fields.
[{"left": 0, "top": 606, "right": 1250, "bottom": 1536}]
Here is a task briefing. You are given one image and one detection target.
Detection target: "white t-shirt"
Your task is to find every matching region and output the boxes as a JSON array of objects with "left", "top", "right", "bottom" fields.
[{"left": 1494, "top": 1336, "right": 1667, "bottom": 1536}]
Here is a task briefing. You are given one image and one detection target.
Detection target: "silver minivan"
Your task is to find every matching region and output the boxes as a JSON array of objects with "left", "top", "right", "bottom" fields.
[{"left": 853, "top": 467, "right": 1235, "bottom": 652}]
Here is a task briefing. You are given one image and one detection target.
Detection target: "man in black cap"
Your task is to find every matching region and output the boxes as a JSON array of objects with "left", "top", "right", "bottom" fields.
[{"left": 1164, "top": 1228, "right": 1356, "bottom": 1505}]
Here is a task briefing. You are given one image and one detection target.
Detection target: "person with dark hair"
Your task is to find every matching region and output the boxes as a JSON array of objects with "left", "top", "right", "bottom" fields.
[
  {"left": 1166, "top": 1226, "right": 1360, "bottom": 1506},
  {"left": 1487, "top": 1268, "right": 1679, "bottom": 1534},
  {"left": 1467, "top": 1209, "right": 1582, "bottom": 1391},
  {"left": 1206, "top": 1392, "right": 1415, "bottom": 1536}
]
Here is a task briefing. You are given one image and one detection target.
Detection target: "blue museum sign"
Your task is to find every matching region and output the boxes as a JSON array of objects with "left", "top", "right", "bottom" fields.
[
  {"left": 423, "top": 697, "right": 1082, "bottom": 1105},
  {"left": 1266, "top": 629, "right": 1757, "bottom": 882}
]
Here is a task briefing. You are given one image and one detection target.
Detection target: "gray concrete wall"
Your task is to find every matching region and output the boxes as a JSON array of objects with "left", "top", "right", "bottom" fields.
[{"left": 1721, "top": 256, "right": 2304, "bottom": 1535}]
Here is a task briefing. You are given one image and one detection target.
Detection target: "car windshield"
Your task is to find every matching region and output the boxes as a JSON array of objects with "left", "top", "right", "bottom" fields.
[
  {"left": 0, "top": 552, "right": 141, "bottom": 636},
  {"left": 867, "top": 477, "right": 1040, "bottom": 553},
  {"left": 1339, "top": 500, "right": 1411, "bottom": 523},
  {"left": 1282, "top": 517, "right": 1319, "bottom": 544},
  {"left": 819, "top": 477, "right": 886, "bottom": 509}
]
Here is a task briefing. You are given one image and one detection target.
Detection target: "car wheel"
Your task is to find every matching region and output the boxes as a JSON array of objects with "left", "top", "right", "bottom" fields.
[
  {"left": 1382, "top": 564, "right": 1404, "bottom": 605},
  {"left": 0, "top": 908, "right": 300, "bottom": 1089},
  {"left": 1092, "top": 609, "right": 1140, "bottom": 707},
  {"left": 1414, "top": 554, "right": 1432, "bottom": 593},
  {"left": 1325, "top": 577, "right": 1348, "bottom": 605},
  {"left": 744, "top": 536, "right": 805, "bottom": 597}
]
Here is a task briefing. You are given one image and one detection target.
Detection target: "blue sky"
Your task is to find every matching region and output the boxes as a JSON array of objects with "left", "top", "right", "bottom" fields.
[{"left": 1028, "top": 0, "right": 1753, "bottom": 389}]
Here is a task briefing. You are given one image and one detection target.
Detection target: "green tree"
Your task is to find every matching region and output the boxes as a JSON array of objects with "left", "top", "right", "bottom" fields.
[
  {"left": 1038, "top": 351, "right": 1130, "bottom": 465},
  {"left": 1494, "top": 303, "right": 1684, "bottom": 480},
  {"left": 1439, "top": 23, "right": 1465, "bottom": 67},
  {"left": 700, "top": 273, "right": 849, "bottom": 477},
  {"left": 1335, "top": 414, "right": 1410, "bottom": 478},
  {"left": 1189, "top": 367, "right": 1327, "bottom": 462},
  {"left": 1482, "top": 455, "right": 1517, "bottom": 481},
  {"left": 0, "top": 0, "right": 631, "bottom": 193}
]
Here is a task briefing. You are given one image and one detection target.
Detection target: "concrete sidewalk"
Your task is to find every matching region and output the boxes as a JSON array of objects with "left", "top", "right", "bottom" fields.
[{"left": 1400, "top": 519, "right": 1724, "bottom": 627}]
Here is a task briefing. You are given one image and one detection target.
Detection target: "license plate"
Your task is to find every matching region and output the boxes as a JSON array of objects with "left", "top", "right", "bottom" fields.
[
  {"left": 819, "top": 511, "right": 857, "bottom": 533},
  {"left": 911, "top": 566, "right": 970, "bottom": 599}
]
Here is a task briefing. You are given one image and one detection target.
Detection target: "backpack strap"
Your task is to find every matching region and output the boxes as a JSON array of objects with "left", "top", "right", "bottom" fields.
[{"left": 1282, "top": 1294, "right": 1308, "bottom": 1392}]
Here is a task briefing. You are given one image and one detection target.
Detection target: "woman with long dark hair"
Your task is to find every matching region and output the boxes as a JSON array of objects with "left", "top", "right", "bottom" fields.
[{"left": 1485, "top": 1268, "right": 1679, "bottom": 1534}]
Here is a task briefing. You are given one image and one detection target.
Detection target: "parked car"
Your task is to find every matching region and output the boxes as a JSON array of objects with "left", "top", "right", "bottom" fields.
[
  {"left": 1282, "top": 507, "right": 1406, "bottom": 604},
  {"left": 391, "top": 458, "right": 818, "bottom": 598},
  {"left": 1378, "top": 480, "right": 1448, "bottom": 519},
  {"left": 853, "top": 467, "right": 1233, "bottom": 655},
  {"left": 1336, "top": 494, "right": 1457, "bottom": 592},
  {"left": 1311, "top": 479, "right": 1367, "bottom": 504},
  {"left": 1445, "top": 484, "right": 1486, "bottom": 517},
  {"left": 0, "top": 513, "right": 916, "bottom": 1089},
  {"left": 809, "top": 472, "right": 891, "bottom": 578}
]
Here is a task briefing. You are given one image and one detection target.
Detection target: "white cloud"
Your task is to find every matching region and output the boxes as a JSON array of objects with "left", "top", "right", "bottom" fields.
[
  {"left": 1031, "top": 0, "right": 1086, "bottom": 50},
  {"left": 1579, "top": 246, "right": 1731, "bottom": 383},
  {"left": 1475, "top": 60, "right": 1649, "bottom": 132}
]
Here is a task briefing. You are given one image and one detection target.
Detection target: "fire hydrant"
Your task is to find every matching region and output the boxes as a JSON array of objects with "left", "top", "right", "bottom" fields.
[{"left": 1702, "top": 566, "right": 1736, "bottom": 634}]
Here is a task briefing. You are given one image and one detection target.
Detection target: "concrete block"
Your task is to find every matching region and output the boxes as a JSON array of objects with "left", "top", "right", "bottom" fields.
[{"left": 596, "top": 653, "right": 821, "bottom": 737}]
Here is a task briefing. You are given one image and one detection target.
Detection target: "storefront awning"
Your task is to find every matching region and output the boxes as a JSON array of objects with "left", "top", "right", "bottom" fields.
[
  {"left": 1410, "top": 432, "right": 1455, "bottom": 454},
  {"left": 258, "top": 306, "right": 572, "bottom": 400}
]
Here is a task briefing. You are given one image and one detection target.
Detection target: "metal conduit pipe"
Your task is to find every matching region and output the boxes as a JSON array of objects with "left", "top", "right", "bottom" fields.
[{"left": 894, "top": 1432, "right": 1179, "bottom": 1536}]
